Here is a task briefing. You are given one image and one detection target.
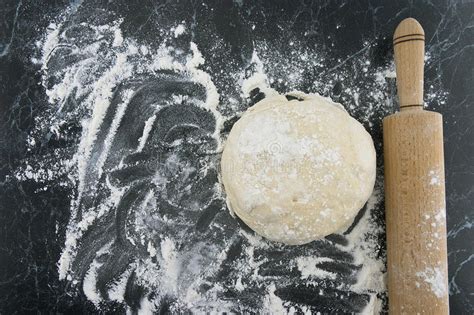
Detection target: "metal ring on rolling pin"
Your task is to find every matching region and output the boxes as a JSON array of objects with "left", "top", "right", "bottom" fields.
[{"left": 393, "top": 33, "right": 425, "bottom": 46}]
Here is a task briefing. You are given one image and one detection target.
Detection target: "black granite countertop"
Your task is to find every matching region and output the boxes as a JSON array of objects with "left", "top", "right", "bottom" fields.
[{"left": 0, "top": 0, "right": 473, "bottom": 314}]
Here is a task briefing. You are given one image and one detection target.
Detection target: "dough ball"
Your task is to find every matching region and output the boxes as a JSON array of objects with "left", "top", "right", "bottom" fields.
[{"left": 220, "top": 93, "right": 376, "bottom": 245}]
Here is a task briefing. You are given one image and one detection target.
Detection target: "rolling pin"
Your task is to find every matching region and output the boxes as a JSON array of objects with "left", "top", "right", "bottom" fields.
[{"left": 383, "top": 18, "right": 449, "bottom": 314}]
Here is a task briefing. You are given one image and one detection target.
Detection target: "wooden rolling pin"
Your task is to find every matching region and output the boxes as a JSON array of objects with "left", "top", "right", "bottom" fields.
[{"left": 383, "top": 18, "right": 449, "bottom": 314}]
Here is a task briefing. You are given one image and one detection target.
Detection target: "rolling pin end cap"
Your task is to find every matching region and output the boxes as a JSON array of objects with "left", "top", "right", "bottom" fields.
[{"left": 394, "top": 18, "right": 425, "bottom": 44}]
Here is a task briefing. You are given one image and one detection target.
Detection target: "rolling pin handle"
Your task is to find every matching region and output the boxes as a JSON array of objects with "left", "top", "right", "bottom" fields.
[{"left": 393, "top": 18, "right": 425, "bottom": 111}]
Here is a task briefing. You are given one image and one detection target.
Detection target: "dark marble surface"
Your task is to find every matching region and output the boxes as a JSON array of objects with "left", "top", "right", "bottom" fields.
[{"left": 0, "top": 0, "right": 473, "bottom": 313}]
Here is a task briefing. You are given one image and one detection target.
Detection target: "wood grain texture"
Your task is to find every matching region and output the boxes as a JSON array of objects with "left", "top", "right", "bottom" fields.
[
  {"left": 383, "top": 18, "right": 449, "bottom": 314},
  {"left": 384, "top": 111, "right": 449, "bottom": 314}
]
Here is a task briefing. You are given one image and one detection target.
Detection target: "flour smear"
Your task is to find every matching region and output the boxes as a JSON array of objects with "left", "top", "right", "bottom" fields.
[{"left": 12, "top": 4, "right": 446, "bottom": 314}]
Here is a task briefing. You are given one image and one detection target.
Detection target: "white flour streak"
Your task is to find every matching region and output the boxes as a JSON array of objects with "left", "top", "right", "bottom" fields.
[
  {"left": 148, "top": 41, "right": 223, "bottom": 148},
  {"left": 138, "top": 296, "right": 156, "bottom": 315},
  {"left": 58, "top": 230, "right": 77, "bottom": 280},
  {"left": 40, "top": 23, "right": 60, "bottom": 67},
  {"left": 360, "top": 293, "right": 383, "bottom": 315},
  {"left": 97, "top": 90, "right": 134, "bottom": 177},
  {"left": 160, "top": 238, "right": 180, "bottom": 294},
  {"left": 343, "top": 188, "right": 386, "bottom": 305},
  {"left": 59, "top": 182, "right": 126, "bottom": 280},
  {"left": 75, "top": 52, "right": 133, "bottom": 200},
  {"left": 187, "top": 42, "right": 223, "bottom": 147},
  {"left": 136, "top": 114, "right": 157, "bottom": 152},
  {"left": 241, "top": 51, "right": 278, "bottom": 98},
  {"left": 296, "top": 257, "right": 337, "bottom": 280},
  {"left": 83, "top": 260, "right": 103, "bottom": 305},
  {"left": 108, "top": 268, "right": 133, "bottom": 302},
  {"left": 112, "top": 23, "right": 124, "bottom": 47},
  {"left": 234, "top": 276, "right": 245, "bottom": 291}
]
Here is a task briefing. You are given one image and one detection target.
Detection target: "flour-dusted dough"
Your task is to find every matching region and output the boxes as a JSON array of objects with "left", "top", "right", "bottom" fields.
[{"left": 221, "top": 93, "right": 376, "bottom": 245}]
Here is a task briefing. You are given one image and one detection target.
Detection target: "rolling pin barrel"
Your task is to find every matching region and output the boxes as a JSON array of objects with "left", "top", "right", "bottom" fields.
[{"left": 383, "top": 18, "right": 449, "bottom": 314}]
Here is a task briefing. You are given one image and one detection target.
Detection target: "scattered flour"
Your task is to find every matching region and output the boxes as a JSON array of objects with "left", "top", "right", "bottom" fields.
[
  {"left": 416, "top": 267, "right": 448, "bottom": 298},
  {"left": 263, "top": 283, "right": 292, "bottom": 314},
  {"left": 32, "top": 17, "right": 389, "bottom": 313},
  {"left": 428, "top": 169, "right": 441, "bottom": 186},
  {"left": 241, "top": 51, "right": 279, "bottom": 98},
  {"left": 234, "top": 276, "right": 245, "bottom": 291},
  {"left": 160, "top": 237, "right": 180, "bottom": 294},
  {"left": 174, "top": 24, "right": 186, "bottom": 37},
  {"left": 18, "top": 3, "right": 454, "bottom": 313},
  {"left": 345, "top": 188, "right": 386, "bottom": 314},
  {"left": 296, "top": 257, "right": 337, "bottom": 280}
]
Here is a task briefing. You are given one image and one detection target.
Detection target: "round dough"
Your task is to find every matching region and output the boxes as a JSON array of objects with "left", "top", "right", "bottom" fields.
[{"left": 220, "top": 93, "right": 376, "bottom": 245}]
